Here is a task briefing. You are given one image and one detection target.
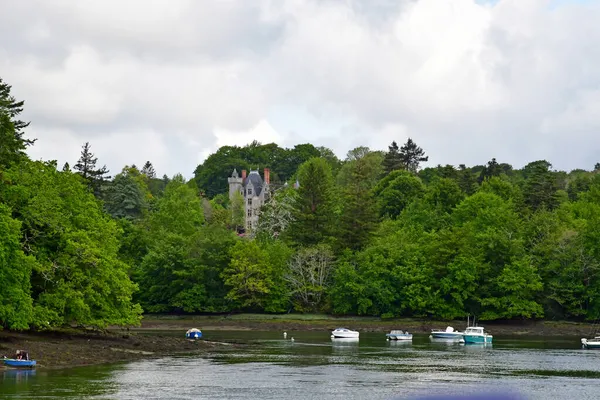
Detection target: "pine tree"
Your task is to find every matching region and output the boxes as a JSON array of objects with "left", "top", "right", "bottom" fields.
[
  {"left": 74, "top": 142, "right": 110, "bottom": 196},
  {"left": 288, "top": 158, "right": 337, "bottom": 246},
  {"left": 399, "top": 138, "right": 428, "bottom": 173},
  {"left": 383, "top": 141, "right": 403, "bottom": 174},
  {"left": 0, "top": 78, "right": 34, "bottom": 169},
  {"left": 141, "top": 161, "right": 156, "bottom": 179},
  {"left": 338, "top": 151, "right": 382, "bottom": 250}
]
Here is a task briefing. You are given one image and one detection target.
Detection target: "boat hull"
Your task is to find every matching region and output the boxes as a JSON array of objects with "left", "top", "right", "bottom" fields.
[
  {"left": 431, "top": 332, "right": 464, "bottom": 339},
  {"left": 332, "top": 332, "right": 359, "bottom": 339},
  {"left": 463, "top": 335, "right": 492, "bottom": 344},
  {"left": 386, "top": 334, "right": 412, "bottom": 341},
  {"left": 581, "top": 338, "right": 600, "bottom": 349},
  {"left": 3, "top": 359, "right": 36, "bottom": 368}
]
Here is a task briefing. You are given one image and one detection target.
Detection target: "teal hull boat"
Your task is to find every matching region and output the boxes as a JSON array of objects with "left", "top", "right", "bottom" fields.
[{"left": 462, "top": 326, "right": 493, "bottom": 344}]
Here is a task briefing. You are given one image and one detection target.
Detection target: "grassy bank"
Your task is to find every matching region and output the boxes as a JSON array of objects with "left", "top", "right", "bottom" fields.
[{"left": 139, "top": 313, "right": 598, "bottom": 336}]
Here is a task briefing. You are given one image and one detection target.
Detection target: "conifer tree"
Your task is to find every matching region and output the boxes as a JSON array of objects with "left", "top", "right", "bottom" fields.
[
  {"left": 289, "top": 157, "right": 337, "bottom": 246},
  {"left": 383, "top": 141, "right": 402, "bottom": 174},
  {"left": 399, "top": 138, "right": 428, "bottom": 173},
  {"left": 0, "top": 78, "right": 34, "bottom": 169},
  {"left": 74, "top": 142, "right": 110, "bottom": 196}
]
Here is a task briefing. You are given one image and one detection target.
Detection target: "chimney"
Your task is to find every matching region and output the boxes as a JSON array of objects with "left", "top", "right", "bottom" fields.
[
  {"left": 264, "top": 168, "right": 270, "bottom": 184},
  {"left": 241, "top": 170, "right": 247, "bottom": 182}
]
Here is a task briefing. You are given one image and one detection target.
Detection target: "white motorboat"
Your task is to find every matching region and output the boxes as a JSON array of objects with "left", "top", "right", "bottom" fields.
[
  {"left": 581, "top": 336, "right": 600, "bottom": 349},
  {"left": 386, "top": 330, "right": 413, "bottom": 341},
  {"left": 331, "top": 327, "right": 359, "bottom": 339},
  {"left": 430, "top": 326, "right": 464, "bottom": 340}
]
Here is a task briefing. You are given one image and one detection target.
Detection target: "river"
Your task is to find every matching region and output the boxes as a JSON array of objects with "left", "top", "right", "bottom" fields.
[{"left": 1, "top": 330, "right": 599, "bottom": 399}]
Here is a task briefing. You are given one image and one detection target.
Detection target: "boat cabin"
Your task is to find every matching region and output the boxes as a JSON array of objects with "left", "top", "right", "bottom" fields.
[{"left": 464, "top": 327, "right": 485, "bottom": 335}]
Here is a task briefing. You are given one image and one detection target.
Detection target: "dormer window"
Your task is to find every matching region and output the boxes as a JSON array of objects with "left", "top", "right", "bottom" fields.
[{"left": 247, "top": 187, "right": 253, "bottom": 196}]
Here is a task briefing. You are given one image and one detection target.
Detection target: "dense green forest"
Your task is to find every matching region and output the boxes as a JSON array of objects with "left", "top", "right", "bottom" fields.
[{"left": 2, "top": 77, "right": 600, "bottom": 331}]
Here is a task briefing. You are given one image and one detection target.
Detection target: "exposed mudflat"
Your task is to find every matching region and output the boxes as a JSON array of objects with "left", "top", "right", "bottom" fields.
[{"left": 0, "top": 330, "right": 234, "bottom": 369}]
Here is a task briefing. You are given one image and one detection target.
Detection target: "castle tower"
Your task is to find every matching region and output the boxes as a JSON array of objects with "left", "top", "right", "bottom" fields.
[{"left": 228, "top": 169, "right": 243, "bottom": 200}]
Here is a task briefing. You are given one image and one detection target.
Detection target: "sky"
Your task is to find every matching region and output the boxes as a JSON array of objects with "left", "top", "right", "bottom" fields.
[{"left": 1, "top": 0, "right": 599, "bottom": 178}]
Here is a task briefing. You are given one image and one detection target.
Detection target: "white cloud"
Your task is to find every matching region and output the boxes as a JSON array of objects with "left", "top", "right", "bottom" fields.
[{"left": 1, "top": 0, "right": 600, "bottom": 177}]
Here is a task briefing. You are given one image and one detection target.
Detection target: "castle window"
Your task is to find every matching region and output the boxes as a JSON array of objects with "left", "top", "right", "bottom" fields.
[
  {"left": 247, "top": 198, "right": 252, "bottom": 206},
  {"left": 247, "top": 187, "right": 253, "bottom": 196},
  {"left": 247, "top": 209, "right": 252, "bottom": 217}
]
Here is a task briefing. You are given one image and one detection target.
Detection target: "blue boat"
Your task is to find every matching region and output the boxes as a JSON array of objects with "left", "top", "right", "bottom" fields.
[
  {"left": 463, "top": 326, "right": 493, "bottom": 344},
  {"left": 3, "top": 357, "right": 36, "bottom": 368},
  {"left": 185, "top": 328, "right": 202, "bottom": 339}
]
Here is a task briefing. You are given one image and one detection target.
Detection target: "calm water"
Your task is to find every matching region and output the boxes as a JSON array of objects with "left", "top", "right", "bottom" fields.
[{"left": 1, "top": 331, "right": 600, "bottom": 399}]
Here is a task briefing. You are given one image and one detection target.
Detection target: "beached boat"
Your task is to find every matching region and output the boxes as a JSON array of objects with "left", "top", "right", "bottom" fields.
[
  {"left": 581, "top": 336, "right": 600, "bottom": 349},
  {"left": 185, "top": 328, "right": 203, "bottom": 339},
  {"left": 430, "top": 326, "right": 464, "bottom": 339},
  {"left": 463, "top": 326, "right": 493, "bottom": 344},
  {"left": 331, "top": 328, "right": 359, "bottom": 339},
  {"left": 3, "top": 358, "right": 37, "bottom": 368},
  {"left": 3, "top": 351, "right": 36, "bottom": 368},
  {"left": 386, "top": 330, "right": 413, "bottom": 341}
]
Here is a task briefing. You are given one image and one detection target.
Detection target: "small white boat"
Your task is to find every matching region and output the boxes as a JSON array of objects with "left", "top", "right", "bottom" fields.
[
  {"left": 331, "top": 327, "right": 359, "bottom": 339},
  {"left": 462, "top": 326, "right": 493, "bottom": 344},
  {"left": 581, "top": 336, "right": 600, "bottom": 349},
  {"left": 430, "top": 326, "right": 464, "bottom": 339},
  {"left": 386, "top": 330, "right": 413, "bottom": 341}
]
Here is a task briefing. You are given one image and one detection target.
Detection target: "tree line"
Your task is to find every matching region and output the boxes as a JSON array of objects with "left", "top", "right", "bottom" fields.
[{"left": 2, "top": 76, "right": 600, "bottom": 331}]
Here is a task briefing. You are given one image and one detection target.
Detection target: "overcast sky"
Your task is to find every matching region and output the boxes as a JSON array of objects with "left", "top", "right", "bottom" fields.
[{"left": 2, "top": 0, "right": 599, "bottom": 178}]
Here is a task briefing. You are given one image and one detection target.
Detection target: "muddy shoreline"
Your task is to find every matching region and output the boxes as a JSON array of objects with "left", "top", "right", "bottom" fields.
[
  {"left": 1, "top": 316, "right": 597, "bottom": 370},
  {"left": 0, "top": 330, "right": 234, "bottom": 370}
]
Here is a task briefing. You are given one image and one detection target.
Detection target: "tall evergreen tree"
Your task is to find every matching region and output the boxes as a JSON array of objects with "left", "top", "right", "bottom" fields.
[
  {"left": 74, "top": 142, "right": 110, "bottom": 196},
  {"left": 399, "top": 138, "right": 428, "bottom": 173},
  {"left": 141, "top": 161, "right": 156, "bottom": 179},
  {"left": 0, "top": 78, "right": 33, "bottom": 169},
  {"left": 289, "top": 157, "right": 337, "bottom": 246},
  {"left": 337, "top": 149, "right": 382, "bottom": 250},
  {"left": 383, "top": 141, "right": 402, "bottom": 174}
]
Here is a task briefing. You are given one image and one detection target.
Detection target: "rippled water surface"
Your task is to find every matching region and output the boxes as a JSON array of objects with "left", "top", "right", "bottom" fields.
[{"left": 2, "top": 331, "right": 600, "bottom": 399}]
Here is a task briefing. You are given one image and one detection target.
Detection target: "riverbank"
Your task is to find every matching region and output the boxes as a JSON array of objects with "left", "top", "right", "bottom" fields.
[
  {"left": 0, "top": 330, "right": 234, "bottom": 369},
  {"left": 139, "top": 313, "right": 598, "bottom": 336}
]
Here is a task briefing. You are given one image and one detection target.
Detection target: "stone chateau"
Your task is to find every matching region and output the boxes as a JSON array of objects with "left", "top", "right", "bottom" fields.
[{"left": 228, "top": 168, "right": 271, "bottom": 232}]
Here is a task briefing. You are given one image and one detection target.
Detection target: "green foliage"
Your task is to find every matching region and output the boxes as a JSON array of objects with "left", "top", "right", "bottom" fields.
[
  {"left": 223, "top": 240, "right": 292, "bottom": 312},
  {"left": 1, "top": 161, "right": 142, "bottom": 329},
  {"left": 0, "top": 204, "right": 34, "bottom": 330},
  {"left": 374, "top": 170, "right": 425, "bottom": 218},
  {"left": 0, "top": 78, "right": 33, "bottom": 169},
  {"left": 288, "top": 158, "right": 337, "bottom": 246},
  {"left": 193, "top": 142, "right": 324, "bottom": 197},
  {"left": 104, "top": 169, "right": 147, "bottom": 220},
  {"left": 399, "top": 138, "right": 428, "bottom": 173},
  {"left": 74, "top": 142, "right": 111, "bottom": 197},
  {"left": 337, "top": 149, "right": 382, "bottom": 250}
]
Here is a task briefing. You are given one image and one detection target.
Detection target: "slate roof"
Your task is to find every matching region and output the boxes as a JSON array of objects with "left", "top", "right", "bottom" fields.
[{"left": 244, "top": 170, "right": 264, "bottom": 196}]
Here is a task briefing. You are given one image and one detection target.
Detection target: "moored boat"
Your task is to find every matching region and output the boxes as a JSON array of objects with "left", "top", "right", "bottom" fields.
[
  {"left": 581, "top": 336, "right": 600, "bottom": 349},
  {"left": 430, "top": 326, "right": 464, "bottom": 339},
  {"left": 462, "top": 326, "right": 493, "bottom": 344},
  {"left": 386, "top": 330, "right": 413, "bottom": 341},
  {"left": 185, "top": 328, "right": 203, "bottom": 339},
  {"left": 331, "top": 328, "right": 359, "bottom": 339}
]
